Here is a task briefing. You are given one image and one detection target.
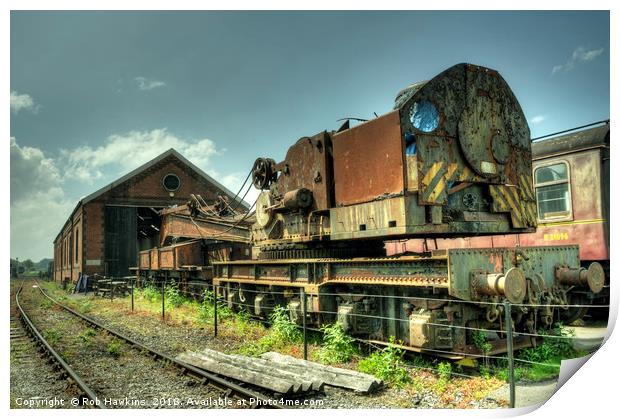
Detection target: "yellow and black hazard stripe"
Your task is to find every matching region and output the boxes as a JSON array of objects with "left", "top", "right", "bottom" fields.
[
  {"left": 518, "top": 173, "right": 535, "bottom": 202},
  {"left": 489, "top": 184, "right": 526, "bottom": 228},
  {"left": 445, "top": 163, "right": 458, "bottom": 182},
  {"left": 421, "top": 161, "right": 448, "bottom": 204},
  {"left": 458, "top": 165, "right": 473, "bottom": 182}
]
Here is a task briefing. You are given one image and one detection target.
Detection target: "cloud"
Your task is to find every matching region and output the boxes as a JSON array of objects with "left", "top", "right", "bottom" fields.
[
  {"left": 10, "top": 138, "right": 62, "bottom": 203},
  {"left": 11, "top": 130, "right": 250, "bottom": 259},
  {"left": 10, "top": 90, "right": 38, "bottom": 113},
  {"left": 10, "top": 138, "right": 74, "bottom": 261},
  {"left": 60, "top": 129, "right": 219, "bottom": 183},
  {"left": 552, "top": 46, "right": 605, "bottom": 74},
  {"left": 134, "top": 76, "right": 166, "bottom": 91},
  {"left": 530, "top": 115, "right": 545, "bottom": 124},
  {"left": 219, "top": 172, "right": 260, "bottom": 207},
  {"left": 573, "top": 46, "right": 604, "bottom": 61}
]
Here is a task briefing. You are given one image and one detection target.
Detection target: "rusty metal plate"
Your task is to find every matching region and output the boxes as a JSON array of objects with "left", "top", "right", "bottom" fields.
[
  {"left": 275, "top": 131, "right": 333, "bottom": 211},
  {"left": 333, "top": 111, "right": 404, "bottom": 206}
]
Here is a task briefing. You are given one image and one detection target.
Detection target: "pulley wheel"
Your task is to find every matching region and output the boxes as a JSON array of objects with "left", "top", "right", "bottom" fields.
[{"left": 256, "top": 191, "right": 274, "bottom": 228}]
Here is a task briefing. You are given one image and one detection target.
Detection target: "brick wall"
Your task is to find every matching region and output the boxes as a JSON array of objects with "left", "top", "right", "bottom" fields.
[
  {"left": 101, "top": 157, "right": 224, "bottom": 205},
  {"left": 54, "top": 153, "right": 231, "bottom": 283}
]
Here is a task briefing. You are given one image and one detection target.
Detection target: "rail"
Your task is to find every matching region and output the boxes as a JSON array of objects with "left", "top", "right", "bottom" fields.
[
  {"left": 34, "top": 280, "right": 284, "bottom": 409},
  {"left": 15, "top": 281, "right": 104, "bottom": 408}
]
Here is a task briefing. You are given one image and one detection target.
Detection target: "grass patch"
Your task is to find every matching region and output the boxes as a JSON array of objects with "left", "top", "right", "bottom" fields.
[
  {"left": 316, "top": 323, "right": 357, "bottom": 364},
  {"left": 39, "top": 299, "right": 54, "bottom": 310},
  {"left": 78, "top": 328, "right": 97, "bottom": 345},
  {"left": 107, "top": 340, "right": 122, "bottom": 358},
  {"left": 79, "top": 299, "right": 93, "bottom": 313},
  {"left": 43, "top": 328, "right": 61, "bottom": 345},
  {"left": 140, "top": 283, "right": 161, "bottom": 303},
  {"left": 165, "top": 281, "right": 186, "bottom": 309},
  {"left": 237, "top": 306, "right": 302, "bottom": 356},
  {"left": 489, "top": 324, "right": 582, "bottom": 382},
  {"left": 358, "top": 337, "right": 411, "bottom": 387}
]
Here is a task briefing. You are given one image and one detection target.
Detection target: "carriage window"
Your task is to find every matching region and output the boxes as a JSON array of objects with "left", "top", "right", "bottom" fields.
[{"left": 534, "top": 162, "right": 571, "bottom": 220}]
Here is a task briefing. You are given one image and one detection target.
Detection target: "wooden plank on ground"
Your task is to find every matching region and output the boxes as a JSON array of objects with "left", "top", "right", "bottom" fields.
[
  {"left": 196, "top": 348, "right": 323, "bottom": 392},
  {"left": 176, "top": 352, "right": 299, "bottom": 394},
  {"left": 260, "top": 352, "right": 383, "bottom": 394}
]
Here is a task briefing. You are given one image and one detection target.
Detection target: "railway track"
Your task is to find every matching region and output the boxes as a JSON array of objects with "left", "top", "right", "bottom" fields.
[
  {"left": 11, "top": 280, "right": 97, "bottom": 408},
  {"left": 17, "top": 280, "right": 282, "bottom": 409}
]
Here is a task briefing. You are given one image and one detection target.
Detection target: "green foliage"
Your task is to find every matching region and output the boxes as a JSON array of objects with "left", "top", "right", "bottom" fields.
[
  {"left": 496, "top": 365, "right": 525, "bottom": 382},
  {"left": 488, "top": 324, "right": 578, "bottom": 382},
  {"left": 164, "top": 281, "right": 185, "bottom": 309},
  {"left": 79, "top": 299, "right": 93, "bottom": 313},
  {"left": 358, "top": 337, "right": 411, "bottom": 387},
  {"left": 39, "top": 299, "right": 54, "bottom": 309},
  {"left": 269, "top": 306, "right": 302, "bottom": 342},
  {"left": 78, "top": 328, "right": 97, "bottom": 345},
  {"left": 437, "top": 362, "right": 452, "bottom": 381},
  {"left": 141, "top": 283, "right": 160, "bottom": 303},
  {"left": 238, "top": 306, "right": 301, "bottom": 356},
  {"left": 197, "top": 289, "right": 234, "bottom": 322},
  {"left": 518, "top": 324, "right": 578, "bottom": 364},
  {"left": 107, "top": 340, "right": 122, "bottom": 358},
  {"left": 22, "top": 259, "right": 35, "bottom": 271},
  {"left": 472, "top": 330, "right": 493, "bottom": 370},
  {"left": 410, "top": 354, "right": 433, "bottom": 369},
  {"left": 44, "top": 329, "right": 61, "bottom": 344},
  {"left": 472, "top": 330, "right": 492, "bottom": 354},
  {"left": 479, "top": 364, "right": 491, "bottom": 379},
  {"left": 232, "top": 309, "right": 253, "bottom": 335},
  {"left": 317, "top": 323, "right": 357, "bottom": 364},
  {"left": 198, "top": 289, "right": 214, "bottom": 320}
]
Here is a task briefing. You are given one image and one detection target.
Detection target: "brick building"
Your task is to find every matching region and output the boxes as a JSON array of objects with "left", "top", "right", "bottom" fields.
[{"left": 53, "top": 149, "right": 243, "bottom": 283}]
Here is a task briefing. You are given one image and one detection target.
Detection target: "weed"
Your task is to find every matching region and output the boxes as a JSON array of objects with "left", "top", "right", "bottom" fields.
[
  {"left": 197, "top": 289, "right": 234, "bottom": 322},
  {"left": 79, "top": 299, "right": 93, "bottom": 313},
  {"left": 44, "top": 329, "right": 61, "bottom": 344},
  {"left": 39, "top": 299, "right": 54, "bottom": 310},
  {"left": 317, "top": 323, "right": 357, "bottom": 364},
  {"left": 410, "top": 354, "right": 433, "bottom": 369},
  {"left": 269, "top": 306, "right": 302, "bottom": 343},
  {"left": 232, "top": 310, "right": 254, "bottom": 335},
  {"left": 518, "top": 324, "right": 578, "bottom": 364},
  {"left": 437, "top": 362, "right": 452, "bottom": 381},
  {"left": 141, "top": 283, "right": 160, "bottom": 303},
  {"left": 358, "top": 337, "right": 411, "bottom": 387},
  {"left": 61, "top": 349, "right": 74, "bottom": 360},
  {"left": 472, "top": 330, "right": 492, "bottom": 354},
  {"left": 198, "top": 289, "right": 214, "bottom": 321},
  {"left": 479, "top": 364, "right": 491, "bottom": 379},
  {"left": 165, "top": 281, "right": 185, "bottom": 309},
  {"left": 78, "top": 328, "right": 97, "bottom": 345},
  {"left": 472, "top": 330, "right": 493, "bottom": 369},
  {"left": 237, "top": 306, "right": 301, "bottom": 356},
  {"left": 107, "top": 340, "right": 122, "bottom": 358}
]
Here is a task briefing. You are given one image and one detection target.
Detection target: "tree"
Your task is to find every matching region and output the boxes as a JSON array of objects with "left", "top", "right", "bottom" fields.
[{"left": 22, "top": 259, "right": 35, "bottom": 271}]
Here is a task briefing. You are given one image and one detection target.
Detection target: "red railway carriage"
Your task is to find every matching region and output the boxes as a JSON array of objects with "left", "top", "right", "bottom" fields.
[{"left": 387, "top": 121, "right": 610, "bottom": 308}]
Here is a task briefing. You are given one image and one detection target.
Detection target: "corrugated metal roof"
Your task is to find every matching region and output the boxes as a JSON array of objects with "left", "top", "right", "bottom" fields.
[{"left": 532, "top": 123, "right": 609, "bottom": 159}]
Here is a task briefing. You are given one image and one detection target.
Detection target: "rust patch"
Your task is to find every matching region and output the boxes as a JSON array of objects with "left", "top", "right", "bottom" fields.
[{"left": 333, "top": 111, "right": 404, "bottom": 206}]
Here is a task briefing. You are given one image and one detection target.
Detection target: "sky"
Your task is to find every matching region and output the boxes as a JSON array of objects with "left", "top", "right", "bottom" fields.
[{"left": 9, "top": 10, "right": 610, "bottom": 261}]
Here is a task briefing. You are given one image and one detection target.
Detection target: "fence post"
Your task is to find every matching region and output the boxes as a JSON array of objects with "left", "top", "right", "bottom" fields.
[
  {"left": 131, "top": 278, "right": 134, "bottom": 312},
  {"left": 161, "top": 278, "right": 165, "bottom": 321},
  {"left": 504, "top": 301, "right": 516, "bottom": 408},
  {"left": 301, "top": 288, "right": 308, "bottom": 360},
  {"left": 213, "top": 284, "right": 218, "bottom": 337}
]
